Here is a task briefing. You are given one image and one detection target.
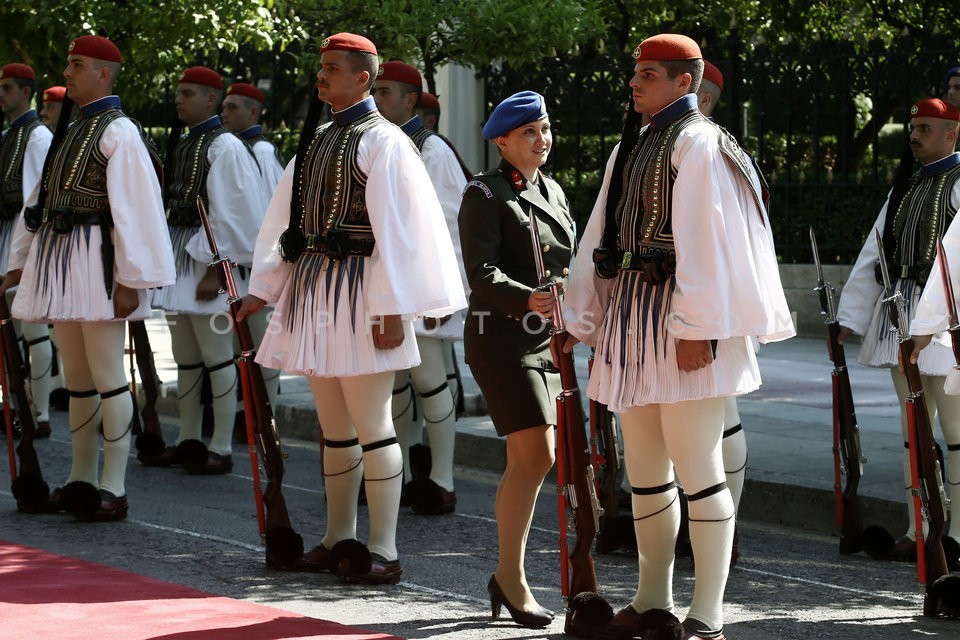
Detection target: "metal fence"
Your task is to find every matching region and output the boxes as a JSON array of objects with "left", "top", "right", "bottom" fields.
[{"left": 482, "top": 39, "right": 959, "bottom": 264}]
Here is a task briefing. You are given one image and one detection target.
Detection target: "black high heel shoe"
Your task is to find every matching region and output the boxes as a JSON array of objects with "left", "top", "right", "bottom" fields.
[{"left": 487, "top": 575, "right": 554, "bottom": 629}]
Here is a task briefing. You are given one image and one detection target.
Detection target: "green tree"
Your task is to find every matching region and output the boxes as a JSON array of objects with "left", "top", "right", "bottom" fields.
[
  {"left": 290, "top": 0, "right": 606, "bottom": 93},
  {"left": 0, "top": 0, "right": 304, "bottom": 111}
]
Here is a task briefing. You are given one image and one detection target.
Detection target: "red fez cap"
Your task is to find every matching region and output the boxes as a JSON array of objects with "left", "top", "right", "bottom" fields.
[
  {"left": 42, "top": 86, "right": 66, "bottom": 103},
  {"left": 179, "top": 66, "right": 223, "bottom": 90},
  {"left": 226, "top": 82, "right": 265, "bottom": 103},
  {"left": 0, "top": 63, "right": 36, "bottom": 81},
  {"left": 378, "top": 61, "right": 422, "bottom": 88},
  {"left": 320, "top": 33, "right": 378, "bottom": 56},
  {"left": 633, "top": 34, "right": 701, "bottom": 62},
  {"left": 418, "top": 92, "right": 440, "bottom": 111},
  {"left": 69, "top": 35, "right": 122, "bottom": 63},
  {"left": 702, "top": 60, "right": 724, "bottom": 91},
  {"left": 911, "top": 98, "right": 960, "bottom": 122}
]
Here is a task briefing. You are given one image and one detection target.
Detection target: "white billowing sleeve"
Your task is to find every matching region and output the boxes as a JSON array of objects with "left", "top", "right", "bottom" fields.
[
  {"left": 835, "top": 204, "right": 889, "bottom": 335},
  {"left": 21, "top": 124, "right": 52, "bottom": 202},
  {"left": 7, "top": 126, "right": 54, "bottom": 272},
  {"left": 248, "top": 159, "right": 295, "bottom": 304},
  {"left": 253, "top": 139, "right": 284, "bottom": 194},
  {"left": 563, "top": 144, "right": 619, "bottom": 346},
  {"left": 910, "top": 181, "right": 960, "bottom": 338},
  {"left": 360, "top": 126, "right": 466, "bottom": 317},
  {"left": 185, "top": 134, "right": 269, "bottom": 267},
  {"left": 666, "top": 123, "right": 794, "bottom": 343},
  {"left": 7, "top": 187, "right": 35, "bottom": 272},
  {"left": 102, "top": 118, "right": 176, "bottom": 288},
  {"left": 421, "top": 135, "right": 469, "bottom": 295}
]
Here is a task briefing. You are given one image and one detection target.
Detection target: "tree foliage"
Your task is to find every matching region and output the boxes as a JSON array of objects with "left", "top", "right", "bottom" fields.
[
  {"left": 0, "top": 0, "right": 304, "bottom": 111},
  {"left": 289, "top": 0, "right": 606, "bottom": 93}
]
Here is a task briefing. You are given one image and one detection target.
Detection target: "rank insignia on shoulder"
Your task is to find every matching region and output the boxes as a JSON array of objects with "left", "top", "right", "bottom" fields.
[{"left": 465, "top": 180, "right": 493, "bottom": 199}]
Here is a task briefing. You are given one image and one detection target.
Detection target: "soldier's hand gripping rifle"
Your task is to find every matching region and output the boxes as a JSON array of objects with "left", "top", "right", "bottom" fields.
[
  {"left": 810, "top": 228, "right": 866, "bottom": 555},
  {"left": 527, "top": 210, "right": 612, "bottom": 634},
  {"left": 876, "top": 230, "right": 951, "bottom": 617},
  {"left": 196, "top": 197, "right": 303, "bottom": 568},
  {"left": 0, "top": 296, "right": 51, "bottom": 512}
]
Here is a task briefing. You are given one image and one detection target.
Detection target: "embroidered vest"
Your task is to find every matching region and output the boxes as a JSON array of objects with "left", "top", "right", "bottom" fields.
[
  {"left": 617, "top": 109, "right": 702, "bottom": 257},
  {"left": 891, "top": 164, "right": 960, "bottom": 268},
  {"left": 44, "top": 108, "right": 122, "bottom": 214},
  {"left": 1, "top": 115, "right": 44, "bottom": 217},
  {"left": 408, "top": 124, "right": 433, "bottom": 152},
  {"left": 166, "top": 126, "right": 228, "bottom": 226},
  {"left": 299, "top": 110, "right": 382, "bottom": 244}
]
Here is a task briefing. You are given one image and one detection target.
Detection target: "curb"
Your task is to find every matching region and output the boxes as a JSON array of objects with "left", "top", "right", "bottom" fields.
[{"left": 148, "top": 388, "right": 906, "bottom": 542}]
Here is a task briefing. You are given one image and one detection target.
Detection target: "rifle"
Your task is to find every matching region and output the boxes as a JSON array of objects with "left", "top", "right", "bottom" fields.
[
  {"left": 876, "top": 230, "right": 949, "bottom": 616},
  {"left": 130, "top": 320, "right": 167, "bottom": 458},
  {"left": 810, "top": 228, "right": 866, "bottom": 554},
  {"left": 196, "top": 197, "right": 303, "bottom": 567},
  {"left": 527, "top": 210, "right": 611, "bottom": 633},
  {"left": 0, "top": 296, "right": 50, "bottom": 511},
  {"left": 591, "top": 356, "right": 631, "bottom": 554}
]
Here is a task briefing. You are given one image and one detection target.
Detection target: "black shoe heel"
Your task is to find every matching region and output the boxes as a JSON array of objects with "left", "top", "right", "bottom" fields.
[{"left": 486, "top": 575, "right": 552, "bottom": 629}]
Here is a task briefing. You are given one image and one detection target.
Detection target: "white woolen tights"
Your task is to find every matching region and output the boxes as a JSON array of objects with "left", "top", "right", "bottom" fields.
[
  {"left": 311, "top": 371, "right": 402, "bottom": 561},
  {"left": 619, "top": 397, "right": 734, "bottom": 634},
  {"left": 55, "top": 321, "right": 132, "bottom": 497}
]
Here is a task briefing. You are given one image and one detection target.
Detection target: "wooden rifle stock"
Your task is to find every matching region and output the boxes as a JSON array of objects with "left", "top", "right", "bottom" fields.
[
  {"left": 550, "top": 333, "right": 602, "bottom": 632},
  {"left": 876, "top": 232, "right": 948, "bottom": 616},
  {"left": 899, "top": 339, "right": 950, "bottom": 615},
  {"left": 196, "top": 198, "right": 303, "bottom": 566},
  {"left": 129, "top": 320, "right": 165, "bottom": 453},
  {"left": 0, "top": 296, "right": 50, "bottom": 510},
  {"left": 827, "top": 320, "right": 865, "bottom": 554},
  {"left": 591, "top": 365, "right": 623, "bottom": 554},
  {"left": 526, "top": 208, "right": 607, "bottom": 631},
  {"left": 811, "top": 228, "right": 866, "bottom": 554}
]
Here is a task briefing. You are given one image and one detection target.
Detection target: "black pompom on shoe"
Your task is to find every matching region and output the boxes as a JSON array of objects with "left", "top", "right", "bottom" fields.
[
  {"left": 861, "top": 525, "right": 896, "bottom": 559},
  {"left": 60, "top": 481, "right": 102, "bottom": 519},
  {"left": 411, "top": 479, "right": 456, "bottom": 515},
  {"left": 641, "top": 609, "right": 683, "bottom": 640},
  {"left": 176, "top": 439, "right": 210, "bottom": 472},
  {"left": 930, "top": 574, "right": 960, "bottom": 618},
  {"left": 331, "top": 538, "right": 372, "bottom": 576},
  {"left": 567, "top": 591, "right": 614, "bottom": 633}
]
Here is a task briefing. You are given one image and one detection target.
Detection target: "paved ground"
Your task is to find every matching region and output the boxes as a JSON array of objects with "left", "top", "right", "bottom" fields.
[
  {"left": 2, "top": 314, "right": 957, "bottom": 639},
  {"left": 141, "top": 313, "right": 915, "bottom": 538}
]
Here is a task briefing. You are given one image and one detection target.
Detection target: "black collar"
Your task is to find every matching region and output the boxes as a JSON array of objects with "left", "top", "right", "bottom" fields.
[
  {"left": 189, "top": 115, "right": 222, "bottom": 135},
  {"left": 400, "top": 114, "right": 424, "bottom": 136},
  {"left": 921, "top": 152, "right": 960, "bottom": 177},
  {"left": 239, "top": 124, "right": 263, "bottom": 140},
  {"left": 332, "top": 96, "right": 377, "bottom": 126},
  {"left": 80, "top": 95, "right": 121, "bottom": 117},
  {"left": 648, "top": 94, "right": 698, "bottom": 131}
]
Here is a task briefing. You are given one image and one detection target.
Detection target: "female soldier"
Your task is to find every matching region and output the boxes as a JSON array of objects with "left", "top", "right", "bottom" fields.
[{"left": 459, "top": 91, "right": 576, "bottom": 629}]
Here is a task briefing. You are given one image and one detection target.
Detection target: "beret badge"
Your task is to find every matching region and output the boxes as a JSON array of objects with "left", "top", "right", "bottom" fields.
[
  {"left": 910, "top": 105, "right": 919, "bottom": 116},
  {"left": 633, "top": 45, "right": 642, "bottom": 58},
  {"left": 321, "top": 37, "right": 330, "bottom": 49}
]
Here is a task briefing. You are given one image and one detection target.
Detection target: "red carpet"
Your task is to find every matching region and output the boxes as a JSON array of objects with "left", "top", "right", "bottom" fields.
[{"left": 0, "top": 540, "right": 403, "bottom": 640}]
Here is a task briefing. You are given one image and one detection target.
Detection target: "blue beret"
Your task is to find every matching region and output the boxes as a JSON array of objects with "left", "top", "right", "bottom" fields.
[
  {"left": 947, "top": 66, "right": 960, "bottom": 84},
  {"left": 482, "top": 91, "right": 547, "bottom": 140}
]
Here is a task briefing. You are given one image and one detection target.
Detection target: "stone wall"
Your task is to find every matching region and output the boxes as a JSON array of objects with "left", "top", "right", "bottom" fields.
[{"left": 778, "top": 263, "right": 854, "bottom": 338}]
